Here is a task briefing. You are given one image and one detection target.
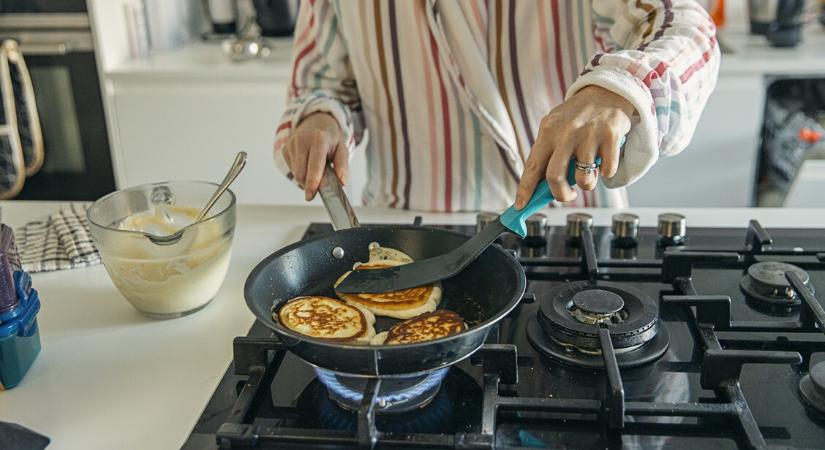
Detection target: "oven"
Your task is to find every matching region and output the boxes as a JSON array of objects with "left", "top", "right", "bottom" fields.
[{"left": 0, "top": 0, "right": 115, "bottom": 200}]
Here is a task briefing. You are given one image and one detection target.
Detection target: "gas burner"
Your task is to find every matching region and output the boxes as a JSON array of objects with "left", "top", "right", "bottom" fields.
[
  {"left": 739, "top": 261, "right": 813, "bottom": 307},
  {"left": 314, "top": 368, "right": 448, "bottom": 414},
  {"left": 800, "top": 362, "right": 825, "bottom": 420},
  {"left": 539, "top": 281, "right": 660, "bottom": 350},
  {"left": 298, "top": 368, "right": 482, "bottom": 434},
  {"left": 569, "top": 289, "right": 627, "bottom": 325},
  {"left": 527, "top": 281, "right": 669, "bottom": 369},
  {"left": 527, "top": 317, "right": 670, "bottom": 369}
]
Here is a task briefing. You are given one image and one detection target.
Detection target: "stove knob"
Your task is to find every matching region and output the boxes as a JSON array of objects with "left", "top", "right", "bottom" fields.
[
  {"left": 526, "top": 213, "right": 548, "bottom": 238},
  {"left": 476, "top": 212, "right": 498, "bottom": 234},
  {"left": 658, "top": 213, "right": 686, "bottom": 245},
  {"left": 566, "top": 213, "right": 593, "bottom": 240},
  {"left": 612, "top": 213, "right": 639, "bottom": 246},
  {"left": 525, "top": 213, "right": 548, "bottom": 246}
]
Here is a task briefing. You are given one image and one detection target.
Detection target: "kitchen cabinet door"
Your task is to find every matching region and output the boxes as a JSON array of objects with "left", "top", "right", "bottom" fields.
[
  {"left": 626, "top": 75, "right": 763, "bottom": 207},
  {"left": 108, "top": 79, "right": 367, "bottom": 205}
]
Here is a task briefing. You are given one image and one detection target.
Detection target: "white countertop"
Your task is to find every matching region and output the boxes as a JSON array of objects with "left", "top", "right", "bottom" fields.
[
  {"left": 2, "top": 202, "right": 825, "bottom": 450},
  {"left": 107, "top": 38, "right": 294, "bottom": 82},
  {"left": 717, "top": 18, "right": 825, "bottom": 76},
  {"left": 105, "top": 19, "right": 825, "bottom": 83}
]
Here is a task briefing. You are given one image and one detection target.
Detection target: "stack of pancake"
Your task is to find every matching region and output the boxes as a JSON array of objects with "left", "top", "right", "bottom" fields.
[
  {"left": 333, "top": 246, "right": 442, "bottom": 320},
  {"left": 276, "top": 245, "right": 464, "bottom": 345}
]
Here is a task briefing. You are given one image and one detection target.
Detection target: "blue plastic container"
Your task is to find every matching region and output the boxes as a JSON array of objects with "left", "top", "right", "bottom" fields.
[{"left": 0, "top": 271, "right": 42, "bottom": 390}]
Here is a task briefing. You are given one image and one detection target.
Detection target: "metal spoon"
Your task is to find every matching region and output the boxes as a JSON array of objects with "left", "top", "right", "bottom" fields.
[
  {"left": 196, "top": 151, "right": 247, "bottom": 222},
  {"left": 147, "top": 151, "right": 247, "bottom": 245}
]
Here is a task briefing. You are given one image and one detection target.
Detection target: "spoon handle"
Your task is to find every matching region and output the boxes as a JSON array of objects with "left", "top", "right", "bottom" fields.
[
  {"left": 197, "top": 151, "right": 247, "bottom": 222},
  {"left": 319, "top": 164, "right": 360, "bottom": 230}
]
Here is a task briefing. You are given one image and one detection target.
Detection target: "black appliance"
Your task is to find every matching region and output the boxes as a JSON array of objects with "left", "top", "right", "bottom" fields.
[
  {"left": 253, "top": 0, "right": 298, "bottom": 37},
  {"left": 748, "top": 0, "right": 806, "bottom": 47},
  {"left": 184, "top": 214, "right": 825, "bottom": 449},
  {"left": 0, "top": 0, "right": 116, "bottom": 200}
]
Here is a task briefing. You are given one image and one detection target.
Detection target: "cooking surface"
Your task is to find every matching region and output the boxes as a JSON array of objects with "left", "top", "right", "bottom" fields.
[
  {"left": 185, "top": 219, "right": 825, "bottom": 449},
  {"left": 5, "top": 205, "right": 825, "bottom": 450}
]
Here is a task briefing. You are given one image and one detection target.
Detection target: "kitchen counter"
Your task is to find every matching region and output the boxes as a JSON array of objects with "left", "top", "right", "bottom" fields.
[
  {"left": 717, "top": 18, "right": 825, "bottom": 76},
  {"left": 104, "top": 19, "right": 825, "bottom": 81},
  {"left": 106, "top": 38, "right": 294, "bottom": 82},
  {"left": 3, "top": 202, "right": 825, "bottom": 450}
]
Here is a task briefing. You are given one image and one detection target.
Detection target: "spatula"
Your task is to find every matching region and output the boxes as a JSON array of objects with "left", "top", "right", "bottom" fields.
[{"left": 334, "top": 157, "right": 602, "bottom": 294}]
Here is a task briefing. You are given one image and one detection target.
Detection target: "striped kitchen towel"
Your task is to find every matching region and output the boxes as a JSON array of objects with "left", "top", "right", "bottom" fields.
[{"left": 15, "top": 204, "right": 100, "bottom": 273}]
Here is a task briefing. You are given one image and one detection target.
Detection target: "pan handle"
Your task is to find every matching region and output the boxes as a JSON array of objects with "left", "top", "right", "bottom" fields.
[{"left": 319, "top": 164, "right": 360, "bottom": 230}]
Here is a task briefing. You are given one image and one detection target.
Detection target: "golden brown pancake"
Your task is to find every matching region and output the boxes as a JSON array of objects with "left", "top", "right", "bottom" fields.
[
  {"left": 367, "top": 245, "right": 414, "bottom": 263},
  {"left": 277, "top": 296, "right": 375, "bottom": 343},
  {"left": 335, "top": 260, "right": 442, "bottom": 319},
  {"left": 370, "top": 310, "right": 466, "bottom": 345}
]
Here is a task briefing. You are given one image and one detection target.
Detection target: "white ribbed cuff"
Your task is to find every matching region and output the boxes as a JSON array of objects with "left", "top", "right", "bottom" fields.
[{"left": 566, "top": 68, "right": 658, "bottom": 188}]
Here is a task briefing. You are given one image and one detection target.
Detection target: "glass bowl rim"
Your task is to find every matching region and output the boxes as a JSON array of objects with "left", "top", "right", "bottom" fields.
[{"left": 86, "top": 179, "right": 237, "bottom": 241}]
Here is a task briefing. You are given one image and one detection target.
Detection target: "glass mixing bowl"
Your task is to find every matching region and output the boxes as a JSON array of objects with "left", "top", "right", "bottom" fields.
[{"left": 87, "top": 181, "right": 236, "bottom": 319}]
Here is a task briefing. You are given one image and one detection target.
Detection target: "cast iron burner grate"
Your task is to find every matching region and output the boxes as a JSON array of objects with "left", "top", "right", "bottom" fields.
[
  {"left": 203, "top": 218, "right": 825, "bottom": 450},
  {"left": 314, "top": 367, "right": 448, "bottom": 414}
]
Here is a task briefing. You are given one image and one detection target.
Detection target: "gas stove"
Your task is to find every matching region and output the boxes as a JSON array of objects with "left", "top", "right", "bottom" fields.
[{"left": 184, "top": 213, "right": 825, "bottom": 449}]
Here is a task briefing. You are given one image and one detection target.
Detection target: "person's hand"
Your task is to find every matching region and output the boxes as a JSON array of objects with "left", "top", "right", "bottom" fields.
[
  {"left": 515, "top": 85, "right": 634, "bottom": 209},
  {"left": 282, "top": 112, "right": 348, "bottom": 201}
]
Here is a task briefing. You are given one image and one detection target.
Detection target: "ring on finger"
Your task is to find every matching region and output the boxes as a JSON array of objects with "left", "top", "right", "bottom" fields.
[{"left": 574, "top": 160, "right": 599, "bottom": 175}]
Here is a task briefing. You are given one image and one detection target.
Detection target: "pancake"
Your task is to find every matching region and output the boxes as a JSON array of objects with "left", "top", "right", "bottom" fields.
[
  {"left": 367, "top": 244, "right": 413, "bottom": 264},
  {"left": 277, "top": 296, "right": 376, "bottom": 344},
  {"left": 370, "top": 310, "right": 466, "bottom": 345},
  {"left": 334, "top": 255, "right": 442, "bottom": 319}
]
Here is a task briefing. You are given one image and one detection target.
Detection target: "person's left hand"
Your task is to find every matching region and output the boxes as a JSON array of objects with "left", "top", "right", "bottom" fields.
[{"left": 515, "top": 85, "right": 634, "bottom": 209}]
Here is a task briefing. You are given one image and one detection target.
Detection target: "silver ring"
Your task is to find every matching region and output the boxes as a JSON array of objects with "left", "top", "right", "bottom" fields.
[{"left": 574, "top": 161, "right": 598, "bottom": 175}]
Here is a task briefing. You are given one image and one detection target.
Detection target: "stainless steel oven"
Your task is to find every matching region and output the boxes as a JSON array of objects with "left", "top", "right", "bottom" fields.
[{"left": 0, "top": 0, "right": 115, "bottom": 200}]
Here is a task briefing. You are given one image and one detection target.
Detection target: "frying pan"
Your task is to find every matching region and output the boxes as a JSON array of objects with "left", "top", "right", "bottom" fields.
[{"left": 244, "top": 167, "right": 526, "bottom": 377}]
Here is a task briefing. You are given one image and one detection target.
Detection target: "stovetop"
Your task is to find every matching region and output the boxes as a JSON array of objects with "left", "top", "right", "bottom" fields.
[{"left": 184, "top": 217, "right": 825, "bottom": 450}]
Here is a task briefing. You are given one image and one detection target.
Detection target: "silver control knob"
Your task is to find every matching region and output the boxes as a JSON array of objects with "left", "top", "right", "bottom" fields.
[
  {"left": 476, "top": 212, "right": 498, "bottom": 234},
  {"left": 612, "top": 213, "right": 640, "bottom": 240},
  {"left": 566, "top": 213, "right": 593, "bottom": 239},
  {"left": 524, "top": 213, "right": 548, "bottom": 247},
  {"left": 525, "top": 213, "right": 548, "bottom": 240},
  {"left": 658, "top": 213, "right": 686, "bottom": 244}
]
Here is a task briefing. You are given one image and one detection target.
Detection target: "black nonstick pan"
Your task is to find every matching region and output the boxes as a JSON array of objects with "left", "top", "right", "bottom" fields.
[{"left": 244, "top": 168, "right": 526, "bottom": 377}]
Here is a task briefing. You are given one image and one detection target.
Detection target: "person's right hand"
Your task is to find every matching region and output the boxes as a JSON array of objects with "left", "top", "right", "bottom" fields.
[{"left": 282, "top": 112, "right": 348, "bottom": 201}]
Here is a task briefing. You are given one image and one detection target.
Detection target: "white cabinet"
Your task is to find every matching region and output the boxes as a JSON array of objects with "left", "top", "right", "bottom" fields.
[
  {"left": 109, "top": 78, "right": 300, "bottom": 205},
  {"left": 627, "top": 74, "right": 764, "bottom": 207},
  {"left": 102, "top": 40, "right": 368, "bottom": 206}
]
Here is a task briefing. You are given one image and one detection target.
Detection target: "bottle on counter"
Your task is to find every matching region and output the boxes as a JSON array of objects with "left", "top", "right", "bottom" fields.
[
  {"left": 709, "top": 0, "right": 725, "bottom": 28},
  {"left": 0, "top": 225, "right": 42, "bottom": 391},
  {"left": 820, "top": 0, "right": 825, "bottom": 27}
]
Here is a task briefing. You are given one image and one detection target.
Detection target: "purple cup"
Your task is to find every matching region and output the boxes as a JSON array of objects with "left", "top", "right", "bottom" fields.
[
  {"left": 0, "top": 224, "right": 19, "bottom": 270},
  {"left": 0, "top": 251, "right": 18, "bottom": 314}
]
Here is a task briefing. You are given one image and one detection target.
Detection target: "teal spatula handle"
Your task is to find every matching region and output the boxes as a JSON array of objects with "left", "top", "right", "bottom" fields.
[
  {"left": 499, "top": 157, "right": 601, "bottom": 237},
  {"left": 500, "top": 136, "right": 625, "bottom": 238}
]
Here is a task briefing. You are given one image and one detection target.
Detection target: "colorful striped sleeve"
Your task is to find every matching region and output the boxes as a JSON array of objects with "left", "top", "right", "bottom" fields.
[
  {"left": 273, "top": 0, "right": 363, "bottom": 179},
  {"left": 567, "top": 0, "right": 720, "bottom": 189}
]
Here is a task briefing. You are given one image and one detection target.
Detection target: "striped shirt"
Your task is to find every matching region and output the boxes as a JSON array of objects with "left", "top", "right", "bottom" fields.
[{"left": 274, "top": 0, "right": 719, "bottom": 211}]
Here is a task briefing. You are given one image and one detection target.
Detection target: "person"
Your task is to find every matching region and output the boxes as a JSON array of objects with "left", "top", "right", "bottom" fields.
[{"left": 274, "top": 0, "right": 719, "bottom": 211}]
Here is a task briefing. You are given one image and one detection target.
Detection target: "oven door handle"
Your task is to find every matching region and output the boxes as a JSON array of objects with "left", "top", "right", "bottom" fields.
[
  {"left": 18, "top": 43, "right": 73, "bottom": 56},
  {"left": 3, "top": 40, "right": 44, "bottom": 176}
]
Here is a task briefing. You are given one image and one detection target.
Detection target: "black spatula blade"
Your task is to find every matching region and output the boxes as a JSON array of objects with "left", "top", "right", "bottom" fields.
[{"left": 334, "top": 219, "right": 508, "bottom": 293}]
